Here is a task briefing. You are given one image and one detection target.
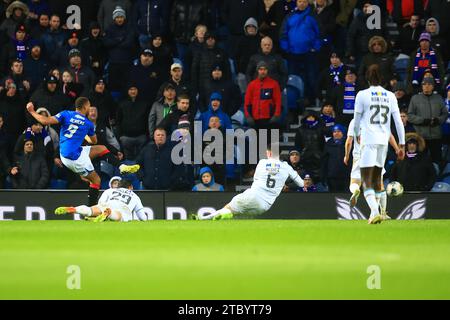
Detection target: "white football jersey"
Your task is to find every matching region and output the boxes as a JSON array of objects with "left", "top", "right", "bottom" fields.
[
  {"left": 250, "top": 158, "right": 304, "bottom": 206},
  {"left": 354, "top": 86, "right": 400, "bottom": 146},
  {"left": 347, "top": 119, "right": 361, "bottom": 159},
  {"left": 98, "top": 188, "right": 145, "bottom": 219}
]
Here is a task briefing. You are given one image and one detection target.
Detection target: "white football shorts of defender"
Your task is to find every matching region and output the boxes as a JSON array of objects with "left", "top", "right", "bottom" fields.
[
  {"left": 347, "top": 119, "right": 385, "bottom": 181},
  {"left": 229, "top": 158, "right": 304, "bottom": 215},
  {"left": 97, "top": 187, "right": 146, "bottom": 222}
]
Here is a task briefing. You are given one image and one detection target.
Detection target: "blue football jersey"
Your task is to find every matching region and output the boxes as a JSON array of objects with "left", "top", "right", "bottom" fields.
[{"left": 55, "top": 110, "right": 95, "bottom": 160}]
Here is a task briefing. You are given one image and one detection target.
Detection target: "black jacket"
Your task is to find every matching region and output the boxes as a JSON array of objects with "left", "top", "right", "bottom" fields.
[
  {"left": 391, "top": 153, "right": 436, "bottom": 191},
  {"left": 398, "top": 24, "right": 424, "bottom": 55},
  {"left": 358, "top": 52, "right": 395, "bottom": 88},
  {"left": 158, "top": 108, "right": 195, "bottom": 136},
  {"left": 222, "top": 0, "right": 265, "bottom": 35},
  {"left": 191, "top": 44, "right": 231, "bottom": 94},
  {"left": 30, "top": 84, "right": 72, "bottom": 117},
  {"left": 103, "top": 22, "right": 136, "bottom": 64},
  {"left": 170, "top": 0, "right": 210, "bottom": 44},
  {"left": 136, "top": 141, "right": 175, "bottom": 190},
  {"left": 88, "top": 90, "right": 117, "bottom": 127},
  {"left": 116, "top": 97, "right": 150, "bottom": 137},
  {"left": 11, "top": 152, "right": 49, "bottom": 189},
  {"left": 321, "top": 139, "right": 350, "bottom": 180},
  {"left": 246, "top": 51, "right": 288, "bottom": 88},
  {"left": 129, "top": 62, "right": 165, "bottom": 102},
  {"left": 80, "top": 34, "right": 107, "bottom": 77},
  {"left": 200, "top": 77, "right": 242, "bottom": 115},
  {"left": 0, "top": 92, "right": 27, "bottom": 136}
]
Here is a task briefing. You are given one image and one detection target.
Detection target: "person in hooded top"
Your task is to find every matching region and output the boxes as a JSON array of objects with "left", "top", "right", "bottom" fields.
[{"left": 192, "top": 166, "right": 225, "bottom": 192}]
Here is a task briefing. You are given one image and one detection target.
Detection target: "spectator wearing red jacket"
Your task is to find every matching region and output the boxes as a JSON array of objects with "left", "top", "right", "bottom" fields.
[{"left": 244, "top": 61, "right": 281, "bottom": 129}]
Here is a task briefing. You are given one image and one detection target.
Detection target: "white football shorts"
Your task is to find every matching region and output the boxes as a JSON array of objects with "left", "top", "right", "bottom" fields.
[
  {"left": 97, "top": 202, "right": 133, "bottom": 222},
  {"left": 359, "top": 144, "right": 388, "bottom": 169},
  {"left": 60, "top": 146, "right": 94, "bottom": 177},
  {"left": 229, "top": 189, "right": 271, "bottom": 215},
  {"left": 351, "top": 156, "right": 386, "bottom": 180}
]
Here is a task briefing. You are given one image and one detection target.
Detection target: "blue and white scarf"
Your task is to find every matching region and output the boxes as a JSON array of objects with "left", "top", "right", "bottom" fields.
[{"left": 343, "top": 82, "right": 356, "bottom": 115}]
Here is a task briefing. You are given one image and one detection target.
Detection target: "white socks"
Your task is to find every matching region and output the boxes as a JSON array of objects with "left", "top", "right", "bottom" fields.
[
  {"left": 378, "top": 191, "right": 387, "bottom": 214},
  {"left": 75, "top": 205, "right": 92, "bottom": 217},
  {"left": 350, "top": 183, "right": 360, "bottom": 194},
  {"left": 364, "top": 189, "right": 379, "bottom": 218}
]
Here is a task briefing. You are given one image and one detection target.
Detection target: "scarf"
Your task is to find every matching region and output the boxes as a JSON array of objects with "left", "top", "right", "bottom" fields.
[
  {"left": 406, "top": 152, "right": 417, "bottom": 158},
  {"left": 304, "top": 119, "right": 319, "bottom": 128},
  {"left": 14, "top": 39, "right": 27, "bottom": 61},
  {"left": 321, "top": 114, "right": 335, "bottom": 127},
  {"left": 25, "top": 127, "right": 51, "bottom": 146},
  {"left": 343, "top": 82, "right": 356, "bottom": 114},
  {"left": 412, "top": 48, "right": 440, "bottom": 85},
  {"left": 329, "top": 64, "right": 344, "bottom": 86}
]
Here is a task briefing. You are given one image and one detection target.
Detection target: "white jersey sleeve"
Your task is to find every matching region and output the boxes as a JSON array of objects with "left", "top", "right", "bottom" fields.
[{"left": 347, "top": 119, "right": 361, "bottom": 159}]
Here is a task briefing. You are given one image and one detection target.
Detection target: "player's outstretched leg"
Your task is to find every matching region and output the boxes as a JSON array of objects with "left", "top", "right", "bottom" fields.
[
  {"left": 199, "top": 205, "right": 234, "bottom": 220},
  {"left": 55, "top": 207, "right": 77, "bottom": 215},
  {"left": 91, "top": 145, "right": 140, "bottom": 174}
]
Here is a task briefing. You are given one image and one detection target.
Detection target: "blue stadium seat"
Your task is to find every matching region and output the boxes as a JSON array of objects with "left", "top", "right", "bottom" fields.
[
  {"left": 50, "top": 179, "right": 68, "bottom": 189},
  {"left": 442, "top": 163, "right": 450, "bottom": 176},
  {"left": 433, "top": 162, "right": 441, "bottom": 176},
  {"left": 100, "top": 161, "right": 115, "bottom": 178},
  {"left": 442, "top": 175, "right": 450, "bottom": 185},
  {"left": 431, "top": 182, "right": 450, "bottom": 192},
  {"left": 394, "top": 56, "right": 410, "bottom": 81}
]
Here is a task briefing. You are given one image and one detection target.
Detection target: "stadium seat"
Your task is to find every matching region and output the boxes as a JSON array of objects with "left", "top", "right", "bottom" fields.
[
  {"left": 100, "top": 161, "right": 115, "bottom": 178},
  {"left": 286, "top": 75, "right": 305, "bottom": 107},
  {"left": 442, "top": 163, "right": 450, "bottom": 176},
  {"left": 433, "top": 162, "right": 441, "bottom": 176},
  {"left": 442, "top": 175, "right": 450, "bottom": 185},
  {"left": 394, "top": 55, "right": 410, "bottom": 81},
  {"left": 50, "top": 179, "right": 68, "bottom": 190},
  {"left": 431, "top": 182, "right": 450, "bottom": 192}
]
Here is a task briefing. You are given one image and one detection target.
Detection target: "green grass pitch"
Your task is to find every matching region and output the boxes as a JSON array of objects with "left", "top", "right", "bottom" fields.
[{"left": 1, "top": 220, "right": 450, "bottom": 300}]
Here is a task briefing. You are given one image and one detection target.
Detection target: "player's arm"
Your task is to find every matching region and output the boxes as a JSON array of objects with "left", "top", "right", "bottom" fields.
[
  {"left": 389, "top": 134, "right": 400, "bottom": 154},
  {"left": 26, "top": 102, "right": 59, "bottom": 126},
  {"left": 133, "top": 198, "right": 148, "bottom": 221},
  {"left": 344, "top": 135, "right": 353, "bottom": 166},
  {"left": 288, "top": 165, "right": 304, "bottom": 188},
  {"left": 353, "top": 93, "right": 363, "bottom": 139},
  {"left": 85, "top": 135, "right": 98, "bottom": 145},
  {"left": 392, "top": 104, "right": 405, "bottom": 161}
]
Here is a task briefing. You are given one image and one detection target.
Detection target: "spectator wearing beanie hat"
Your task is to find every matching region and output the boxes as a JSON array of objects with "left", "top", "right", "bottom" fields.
[
  {"left": 97, "top": 1, "right": 132, "bottom": 32},
  {"left": 407, "top": 32, "right": 445, "bottom": 94},
  {"left": 104, "top": 5, "right": 136, "bottom": 93},
  {"left": 29, "top": 75, "right": 71, "bottom": 117}
]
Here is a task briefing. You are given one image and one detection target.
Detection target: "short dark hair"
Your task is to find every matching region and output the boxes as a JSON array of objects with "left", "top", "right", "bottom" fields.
[
  {"left": 75, "top": 97, "right": 90, "bottom": 110},
  {"left": 118, "top": 179, "right": 132, "bottom": 189},
  {"left": 177, "top": 94, "right": 190, "bottom": 102},
  {"left": 50, "top": 14, "right": 60, "bottom": 20},
  {"left": 154, "top": 127, "right": 167, "bottom": 134}
]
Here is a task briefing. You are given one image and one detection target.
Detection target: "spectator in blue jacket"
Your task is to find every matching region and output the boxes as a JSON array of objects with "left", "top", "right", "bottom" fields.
[
  {"left": 192, "top": 166, "right": 224, "bottom": 191},
  {"left": 132, "top": 0, "right": 170, "bottom": 49},
  {"left": 41, "top": 14, "right": 67, "bottom": 66},
  {"left": 279, "top": 0, "right": 322, "bottom": 104},
  {"left": 199, "top": 92, "right": 232, "bottom": 132}
]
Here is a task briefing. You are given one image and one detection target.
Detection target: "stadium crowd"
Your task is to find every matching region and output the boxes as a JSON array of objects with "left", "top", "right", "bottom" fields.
[{"left": 0, "top": 0, "right": 449, "bottom": 192}]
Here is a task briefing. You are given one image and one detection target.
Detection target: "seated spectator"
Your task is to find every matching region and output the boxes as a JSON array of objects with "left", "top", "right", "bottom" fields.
[
  {"left": 2, "top": 59, "right": 32, "bottom": 98},
  {"left": 61, "top": 70, "right": 84, "bottom": 103},
  {"left": 393, "top": 82, "right": 411, "bottom": 110},
  {"left": 407, "top": 32, "right": 445, "bottom": 93},
  {"left": 80, "top": 22, "right": 106, "bottom": 78},
  {"left": 150, "top": 33, "right": 173, "bottom": 78},
  {"left": 135, "top": 127, "right": 175, "bottom": 190},
  {"left": 246, "top": 36, "right": 288, "bottom": 90},
  {"left": 0, "top": 1, "right": 29, "bottom": 39},
  {"left": 235, "top": 18, "right": 261, "bottom": 75},
  {"left": 298, "top": 173, "right": 317, "bottom": 192},
  {"left": 199, "top": 92, "right": 232, "bottom": 132},
  {"left": 318, "top": 52, "right": 346, "bottom": 100},
  {"left": 148, "top": 82, "right": 177, "bottom": 140},
  {"left": 10, "top": 138, "right": 49, "bottom": 189},
  {"left": 200, "top": 64, "right": 242, "bottom": 115},
  {"left": 13, "top": 119, "right": 53, "bottom": 170},
  {"left": 398, "top": 14, "right": 423, "bottom": 55},
  {"left": 294, "top": 111, "right": 325, "bottom": 182},
  {"left": 329, "top": 66, "right": 362, "bottom": 126},
  {"left": 358, "top": 36, "right": 395, "bottom": 88},
  {"left": 88, "top": 105, "right": 123, "bottom": 161},
  {"left": 116, "top": 84, "right": 149, "bottom": 160},
  {"left": 0, "top": 80, "right": 26, "bottom": 159},
  {"left": 159, "top": 93, "right": 195, "bottom": 136},
  {"left": 390, "top": 133, "right": 436, "bottom": 191},
  {"left": 30, "top": 75, "right": 71, "bottom": 117},
  {"left": 320, "top": 101, "right": 336, "bottom": 139},
  {"left": 0, "top": 24, "right": 33, "bottom": 73},
  {"left": 23, "top": 44, "right": 49, "bottom": 93},
  {"left": 425, "top": 17, "right": 448, "bottom": 62},
  {"left": 284, "top": 149, "right": 306, "bottom": 191},
  {"left": 407, "top": 77, "right": 448, "bottom": 164},
  {"left": 192, "top": 166, "right": 224, "bottom": 191},
  {"left": 321, "top": 124, "right": 350, "bottom": 192},
  {"left": 129, "top": 48, "right": 165, "bottom": 103},
  {"left": 244, "top": 61, "right": 281, "bottom": 129},
  {"left": 191, "top": 31, "right": 231, "bottom": 98},
  {"left": 88, "top": 78, "right": 117, "bottom": 128},
  {"left": 66, "top": 49, "right": 95, "bottom": 97}
]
